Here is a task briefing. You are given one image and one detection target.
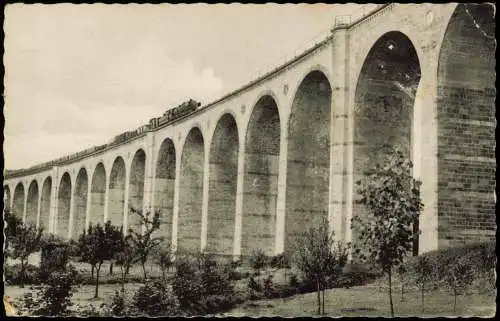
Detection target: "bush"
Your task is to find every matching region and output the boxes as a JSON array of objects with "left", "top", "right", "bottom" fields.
[
  {"left": 289, "top": 273, "right": 299, "bottom": 288},
  {"left": 171, "top": 259, "right": 204, "bottom": 312},
  {"left": 248, "top": 249, "right": 268, "bottom": 273},
  {"left": 72, "top": 303, "right": 110, "bottom": 317},
  {"left": 405, "top": 241, "right": 495, "bottom": 291},
  {"left": 199, "top": 294, "right": 240, "bottom": 315},
  {"left": 247, "top": 276, "right": 262, "bottom": 300},
  {"left": 133, "top": 279, "right": 180, "bottom": 316},
  {"left": 5, "top": 264, "right": 41, "bottom": 286},
  {"left": 18, "top": 265, "right": 79, "bottom": 316},
  {"left": 263, "top": 274, "right": 275, "bottom": 298},
  {"left": 39, "top": 242, "right": 69, "bottom": 282},
  {"left": 110, "top": 289, "right": 127, "bottom": 316}
]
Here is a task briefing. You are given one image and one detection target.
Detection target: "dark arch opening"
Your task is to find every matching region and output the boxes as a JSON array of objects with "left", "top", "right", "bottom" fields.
[
  {"left": 57, "top": 173, "right": 72, "bottom": 239},
  {"left": 109, "top": 157, "right": 126, "bottom": 228},
  {"left": 242, "top": 96, "right": 280, "bottom": 256},
  {"left": 91, "top": 163, "right": 106, "bottom": 226},
  {"left": 353, "top": 31, "right": 421, "bottom": 254},
  {"left": 178, "top": 127, "right": 205, "bottom": 253},
  {"left": 40, "top": 177, "right": 52, "bottom": 231},
  {"left": 207, "top": 114, "right": 239, "bottom": 255},
  {"left": 129, "top": 149, "right": 146, "bottom": 232},
  {"left": 154, "top": 138, "right": 176, "bottom": 241},
  {"left": 13, "top": 183, "right": 25, "bottom": 220},
  {"left": 26, "top": 181, "right": 39, "bottom": 227},
  {"left": 436, "top": 4, "right": 495, "bottom": 247},
  {"left": 73, "top": 168, "right": 88, "bottom": 238},
  {"left": 285, "top": 70, "right": 332, "bottom": 254}
]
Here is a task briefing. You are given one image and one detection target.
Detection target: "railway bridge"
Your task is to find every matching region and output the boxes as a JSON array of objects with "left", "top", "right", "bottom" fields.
[{"left": 3, "top": 3, "right": 495, "bottom": 257}]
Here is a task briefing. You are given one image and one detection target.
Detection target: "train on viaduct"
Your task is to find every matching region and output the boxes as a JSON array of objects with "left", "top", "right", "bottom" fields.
[{"left": 3, "top": 3, "right": 495, "bottom": 258}]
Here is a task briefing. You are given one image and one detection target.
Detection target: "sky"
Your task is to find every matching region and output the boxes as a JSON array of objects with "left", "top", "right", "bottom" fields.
[{"left": 4, "top": 3, "right": 378, "bottom": 170}]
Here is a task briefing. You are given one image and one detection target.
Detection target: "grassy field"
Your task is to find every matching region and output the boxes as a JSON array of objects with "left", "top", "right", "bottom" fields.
[
  {"left": 6, "top": 277, "right": 495, "bottom": 317},
  {"left": 224, "top": 285, "right": 496, "bottom": 317}
]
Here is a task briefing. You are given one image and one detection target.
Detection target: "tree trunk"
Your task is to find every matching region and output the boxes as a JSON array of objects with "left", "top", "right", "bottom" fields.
[
  {"left": 120, "top": 267, "right": 125, "bottom": 292},
  {"left": 142, "top": 260, "right": 147, "bottom": 279},
  {"left": 322, "top": 287, "right": 326, "bottom": 315},
  {"left": 94, "top": 264, "right": 101, "bottom": 298},
  {"left": 109, "top": 263, "right": 113, "bottom": 276},
  {"left": 20, "top": 260, "right": 25, "bottom": 288},
  {"left": 91, "top": 265, "right": 95, "bottom": 279},
  {"left": 421, "top": 284, "right": 425, "bottom": 314},
  {"left": 453, "top": 290, "right": 457, "bottom": 315},
  {"left": 400, "top": 274, "right": 405, "bottom": 302},
  {"left": 316, "top": 281, "right": 321, "bottom": 315},
  {"left": 388, "top": 269, "right": 394, "bottom": 317}
]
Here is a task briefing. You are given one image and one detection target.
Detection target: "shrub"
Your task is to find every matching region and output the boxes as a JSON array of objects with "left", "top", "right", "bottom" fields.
[
  {"left": 199, "top": 294, "right": 240, "bottom": 315},
  {"left": 18, "top": 265, "right": 78, "bottom": 316},
  {"left": 72, "top": 303, "right": 110, "bottom": 317},
  {"left": 171, "top": 258, "right": 204, "bottom": 312},
  {"left": 289, "top": 273, "right": 299, "bottom": 288},
  {"left": 39, "top": 242, "right": 69, "bottom": 282},
  {"left": 247, "top": 276, "right": 262, "bottom": 300},
  {"left": 263, "top": 274, "right": 275, "bottom": 299},
  {"left": 133, "top": 279, "right": 180, "bottom": 316},
  {"left": 110, "top": 289, "right": 127, "bottom": 316},
  {"left": 5, "top": 264, "right": 41, "bottom": 286},
  {"left": 248, "top": 249, "right": 268, "bottom": 273},
  {"left": 405, "top": 241, "right": 495, "bottom": 291}
]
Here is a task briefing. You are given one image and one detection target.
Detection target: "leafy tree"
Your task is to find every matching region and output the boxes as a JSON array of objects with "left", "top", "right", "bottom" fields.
[
  {"left": 4, "top": 210, "right": 24, "bottom": 256},
  {"left": 444, "top": 258, "right": 474, "bottom": 315},
  {"left": 77, "top": 221, "right": 122, "bottom": 298},
  {"left": 8, "top": 222, "right": 44, "bottom": 288},
  {"left": 351, "top": 150, "right": 423, "bottom": 317},
  {"left": 294, "top": 218, "right": 349, "bottom": 315},
  {"left": 153, "top": 242, "right": 174, "bottom": 281},
  {"left": 127, "top": 206, "right": 163, "bottom": 279},
  {"left": 412, "top": 255, "right": 433, "bottom": 313},
  {"left": 114, "top": 232, "right": 136, "bottom": 289}
]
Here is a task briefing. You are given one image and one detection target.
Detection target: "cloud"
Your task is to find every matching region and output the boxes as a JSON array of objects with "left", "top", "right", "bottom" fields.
[{"left": 4, "top": 5, "right": 225, "bottom": 169}]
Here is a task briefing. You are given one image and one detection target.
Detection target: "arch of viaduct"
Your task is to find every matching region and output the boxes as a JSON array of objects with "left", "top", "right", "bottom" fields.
[{"left": 4, "top": 4, "right": 495, "bottom": 257}]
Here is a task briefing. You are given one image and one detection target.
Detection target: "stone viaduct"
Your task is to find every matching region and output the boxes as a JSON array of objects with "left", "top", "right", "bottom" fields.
[{"left": 3, "top": 3, "right": 495, "bottom": 258}]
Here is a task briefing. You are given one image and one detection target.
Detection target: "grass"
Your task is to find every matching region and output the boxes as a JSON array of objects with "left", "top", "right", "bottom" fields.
[
  {"left": 6, "top": 280, "right": 494, "bottom": 317},
  {"left": 224, "top": 285, "right": 496, "bottom": 317},
  {"left": 5, "top": 242, "right": 496, "bottom": 317}
]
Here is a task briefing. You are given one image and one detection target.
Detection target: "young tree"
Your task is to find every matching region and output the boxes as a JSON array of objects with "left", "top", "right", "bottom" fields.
[
  {"left": 412, "top": 255, "right": 433, "bottom": 314},
  {"left": 248, "top": 248, "right": 268, "bottom": 276},
  {"left": 396, "top": 264, "right": 407, "bottom": 302},
  {"left": 294, "top": 218, "right": 349, "bottom": 315},
  {"left": 77, "top": 221, "right": 122, "bottom": 298},
  {"left": 9, "top": 222, "right": 44, "bottom": 288},
  {"left": 351, "top": 150, "right": 422, "bottom": 317},
  {"left": 4, "top": 210, "right": 24, "bottom": 256},
  {"left": 114, "top": 232, "right": 136, "bottom": 290},
  {"left": 152, "top": 242, "right": 174, "bottom": 281},
  {"left": 444, "top": 258, "right": 474, "bottom": 315},
  {"left": 127, "top": 206, "right": 163, "bottom": 279}
]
